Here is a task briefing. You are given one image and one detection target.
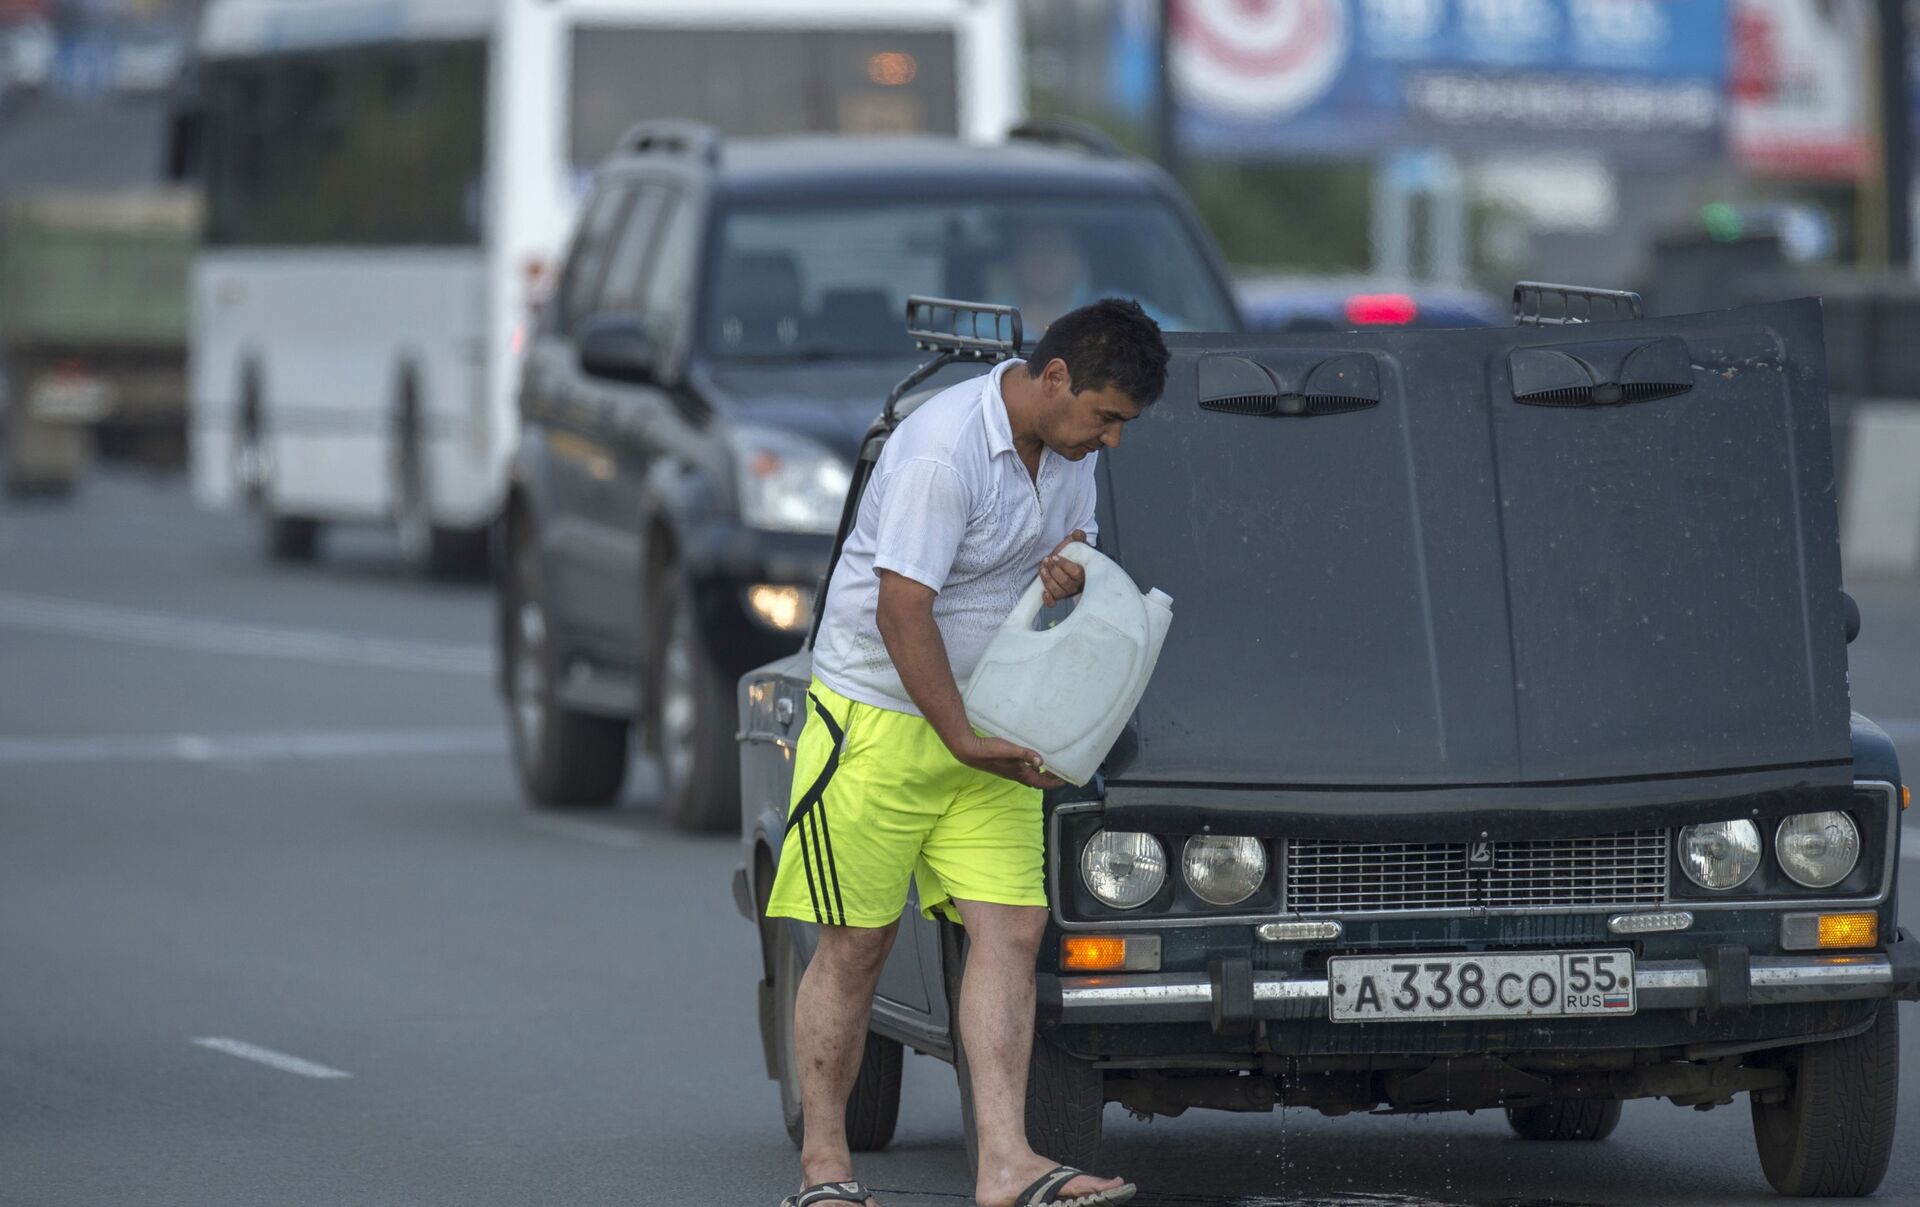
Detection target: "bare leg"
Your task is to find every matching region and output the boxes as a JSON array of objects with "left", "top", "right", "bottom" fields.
[
  {"left": 952, "top": 899, "right": 1125, "bottom": 1207},
  {"left": 794, "top": 921, "right": 898, "bottom": 1206}
]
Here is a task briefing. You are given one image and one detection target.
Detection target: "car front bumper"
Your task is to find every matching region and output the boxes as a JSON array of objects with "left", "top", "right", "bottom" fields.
[{"left": 1044, "top": 930, "right": 1920, "bottom": 1027}]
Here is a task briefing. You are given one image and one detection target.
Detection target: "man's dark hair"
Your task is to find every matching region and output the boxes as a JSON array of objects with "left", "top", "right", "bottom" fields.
[{"left": 1025, "top": 298, "right": 1169, "bottom": 405}]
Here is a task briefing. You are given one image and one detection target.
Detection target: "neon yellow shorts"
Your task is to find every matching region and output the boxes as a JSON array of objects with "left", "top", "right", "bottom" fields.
[{"left": 766, "top": 678, "right": 1046, "bottom": 929}]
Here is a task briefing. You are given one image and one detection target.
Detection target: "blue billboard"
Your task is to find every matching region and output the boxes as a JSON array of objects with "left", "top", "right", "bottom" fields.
[{"left": 1170, "top": 0, "right": 1728, "bottom": 163}]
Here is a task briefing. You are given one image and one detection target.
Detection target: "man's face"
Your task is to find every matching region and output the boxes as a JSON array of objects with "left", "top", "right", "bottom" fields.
[{"left": 1034, "top": 358, "right": 1145, "bottom": 460}]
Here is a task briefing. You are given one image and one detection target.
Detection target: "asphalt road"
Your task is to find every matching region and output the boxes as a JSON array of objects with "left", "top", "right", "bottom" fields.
[{"left": 5, "top": 469, "right": 1920, "bottom": 1207}]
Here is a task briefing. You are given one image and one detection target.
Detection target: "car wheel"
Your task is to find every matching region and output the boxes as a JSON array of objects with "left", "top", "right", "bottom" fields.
[
  {"left": 769, "top": 917, "right": 902, "bottom": 1152},
  {"left": 942, "top": 920, "right": 1103, "bottom": 1176},
  {"left": 1505, "top": 1098, "right": 1622, "bottom": 1141},
  {"left": 648, "top": 566, "right": 739, "bottom": 831},
  {"left": 1750, "top": 1000, "right": 1898, "bottom": 1196},
  {"left": 503, "top": 521, "right": 629, "bottom": 807}
]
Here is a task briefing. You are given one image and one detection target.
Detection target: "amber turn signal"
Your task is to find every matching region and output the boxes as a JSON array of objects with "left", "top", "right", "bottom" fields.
[
  {"left": 1819, "top": 912, "right": 1880, "bottom": 949},
  {"left": 1060, "top": 935, "right": 1161, "bottom": 972},
  {"left": 1781, "top": 911, "right": 1879, "bottom": 951}
]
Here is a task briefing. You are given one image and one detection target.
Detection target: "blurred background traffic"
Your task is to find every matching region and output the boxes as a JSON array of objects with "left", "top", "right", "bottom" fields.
[
  {"left": 8, "top": 5, "right": 1920, "bottom": 1202},
  {"left": 3, "top": 0, "right": 1919, "bottom": 574}
]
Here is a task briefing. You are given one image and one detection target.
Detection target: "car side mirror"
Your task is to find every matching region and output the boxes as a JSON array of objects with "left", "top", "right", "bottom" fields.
[
  {"left": 579, "top": 315, "right": 659, "bottom": 385},
  {"left": 1843, "top": 590, "right": 1860, "bottom": 645}
]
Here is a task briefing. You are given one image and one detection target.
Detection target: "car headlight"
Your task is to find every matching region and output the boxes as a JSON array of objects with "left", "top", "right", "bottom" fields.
[
  {"left": 1182, "top": 835, "right": 1266, "bottom": 906},
  {"left": 1080, "top": 830, "right": 1166, "bottom": 910},
  {"left": 732, "top": 426, "right": 852, "bottom": 535},
  {"left": 1775, "top": 812, "right": 1860, "bottom": 889},
  {"left": 1678, "top": 820, "right": 1762, "bottom": 890}
]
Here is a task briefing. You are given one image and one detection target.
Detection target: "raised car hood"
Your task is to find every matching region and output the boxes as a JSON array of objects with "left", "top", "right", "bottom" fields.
[{"left": 1101, "top": 299, "right": 1850, "bottom": 792}]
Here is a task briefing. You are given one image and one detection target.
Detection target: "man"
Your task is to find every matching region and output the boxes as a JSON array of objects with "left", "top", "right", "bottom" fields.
[
  {"left": 769, "top": 299, "right": 1169, "bottom": 1207},
  {"left": 1001, "top": 220, "right": 1185, "bottom": 334}
]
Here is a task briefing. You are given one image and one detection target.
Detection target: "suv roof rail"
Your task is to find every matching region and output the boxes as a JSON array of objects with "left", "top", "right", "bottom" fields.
[
  {"left": 620, "top": 119, "right": 721, "bottom": 164},
  {"left": 905, "top": 295, "right": 1023, "bottom": 358},
  {"left": 1007, "top": 115, "right": 1125, "bottom": 159},
  {"left": 884, "top": 297, "right": 1023, "bottom": 427},
  {"left": 1512, "top": 281, "right": 1644, "bottom": 326}
]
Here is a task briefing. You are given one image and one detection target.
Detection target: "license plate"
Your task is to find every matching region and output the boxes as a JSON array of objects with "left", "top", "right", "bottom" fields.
[{"left": 1328, "top": 950, "right": 1636, "bottom": 1022}]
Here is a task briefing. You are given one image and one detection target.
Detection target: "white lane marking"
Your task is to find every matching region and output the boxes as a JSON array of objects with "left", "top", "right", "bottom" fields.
[
  {"left": 522, "top": 814, "right": 647, "bottom": 850},
  {"left": 0, "top": 590, "right": 490, "bottom": 676},
  {"left": 191, "top": 1037, "right": 352, "bottom": 1079},
  {"left": 0, "top": 728, "right": 504, "bottom": 766}
]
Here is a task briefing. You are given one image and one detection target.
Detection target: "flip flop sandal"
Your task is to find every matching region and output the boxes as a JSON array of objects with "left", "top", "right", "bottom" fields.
[
  {"left": 1008, "top": 1166, "right": 1137, "bottom": 1207},
  {"left": 779, "top": 1180, "right": 875, "bottom": 1207}
]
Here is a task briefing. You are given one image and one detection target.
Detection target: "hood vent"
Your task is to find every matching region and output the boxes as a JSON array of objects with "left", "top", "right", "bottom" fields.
[
  {"left": 1197, "top": 352, "right": 1383, "bottom": 418},
  {"left": 1510, "top": 337, "right": 1693, "bottom": 408}
]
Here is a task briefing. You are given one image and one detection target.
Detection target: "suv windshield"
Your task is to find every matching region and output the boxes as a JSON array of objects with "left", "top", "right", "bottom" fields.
[{"left": 704, "top": 198, "right": 1237, "bottom": 360}]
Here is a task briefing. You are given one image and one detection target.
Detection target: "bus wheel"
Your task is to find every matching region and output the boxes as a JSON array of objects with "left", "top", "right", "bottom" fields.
[
  {"left": 502, "top": 518, "right": 628, "bottom": 807},
  {"left": 392, "top": 416, "right": 486, "bottom": 578},
  {"left": 237, "top": 397, "right": 319, "bottom": 562}
]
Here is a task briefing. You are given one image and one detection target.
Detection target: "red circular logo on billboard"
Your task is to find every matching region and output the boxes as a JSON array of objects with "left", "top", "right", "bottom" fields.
[{"left": 1173, "top": 0, "right": 1351, "bottom": 118}]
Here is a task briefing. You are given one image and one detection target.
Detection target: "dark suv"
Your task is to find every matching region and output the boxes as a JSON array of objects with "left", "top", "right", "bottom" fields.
[
  {"left": 497, "top": 122, "right": 1241, "bottom": 829},
  {"left": 737, "top": 288, "right": 1918, "bottom": 1196}
]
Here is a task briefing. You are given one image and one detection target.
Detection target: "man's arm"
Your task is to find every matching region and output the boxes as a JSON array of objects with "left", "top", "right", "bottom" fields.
[{"left": 876, "top": 569, "right": 1062, "bottom": 789}]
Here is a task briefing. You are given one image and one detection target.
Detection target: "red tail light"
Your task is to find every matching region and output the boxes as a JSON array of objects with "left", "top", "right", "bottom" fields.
[{"left": 1346, "top": 293, "right": 1419, "bottom": 325}]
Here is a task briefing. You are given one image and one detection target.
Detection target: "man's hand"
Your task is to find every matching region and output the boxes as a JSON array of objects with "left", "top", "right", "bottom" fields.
[
  {"left": 952, "top": 733, "right": 1065, "bottom": 790},
  {"left": 1039, "top": 529, "right": 1090, "bottom": 607}
]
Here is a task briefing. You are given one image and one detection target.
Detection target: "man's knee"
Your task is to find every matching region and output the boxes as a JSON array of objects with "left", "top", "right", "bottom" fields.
[
  {"left": 957, "top": 901, "right": 1047, "bottom": 960},
  {"left": 815, "top": 921, "right": 898, "bottom": 979}
]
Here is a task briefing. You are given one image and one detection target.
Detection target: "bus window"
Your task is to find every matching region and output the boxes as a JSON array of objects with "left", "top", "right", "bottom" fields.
[
  {"left": 205, "top": 41, "right": 486, "bottom": 247},
  {"left": 567, "top": 28, "right": 958, "bottom": 169}
]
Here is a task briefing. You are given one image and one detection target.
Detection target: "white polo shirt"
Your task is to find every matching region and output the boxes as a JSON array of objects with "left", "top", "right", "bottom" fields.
[{"left": 813, "top": 359, "right": 1099, "bottom": 716}]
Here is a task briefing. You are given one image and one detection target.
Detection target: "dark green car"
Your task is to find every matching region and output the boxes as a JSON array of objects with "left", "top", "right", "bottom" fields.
[{"left": 734, "top": 287, "right": 1917, "bottom": 1197}]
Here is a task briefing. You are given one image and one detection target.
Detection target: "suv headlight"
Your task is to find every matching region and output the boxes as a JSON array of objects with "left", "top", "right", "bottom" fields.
[
  {"left": 1080, "top": 830, "right": 1166, "bottom": 910},
  {"left": 1182, "top": 835, "right": 1266, "bottom": 906},
  {"left": 732, "top": 426, "right": 852, "bottom": 535},
  {"left": 1678, "top": 820, "right": 1762, "bottom": 890},
  {"left": 1775, "top": 812, "right": 1860, "bottom": 889}
]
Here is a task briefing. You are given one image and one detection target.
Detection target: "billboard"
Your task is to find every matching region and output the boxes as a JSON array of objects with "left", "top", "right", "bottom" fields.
[
  {"left": 1173, "top": 0, "right": 1728, "bottom": 163},
  {"left": 1728, "top": 0, "right": 1868, "bottom": 180}
]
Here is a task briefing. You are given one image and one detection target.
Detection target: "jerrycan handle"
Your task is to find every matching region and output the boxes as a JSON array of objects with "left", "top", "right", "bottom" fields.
[{"left": 1004, "top": 540, "right": 1106, "bottom": 632}]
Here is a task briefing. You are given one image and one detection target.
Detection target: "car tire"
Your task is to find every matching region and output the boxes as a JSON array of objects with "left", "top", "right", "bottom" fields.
[
  {"left": 769, "top": 918, "right": 902, "bottom": 1152},
  {"left": 1505, "top": 1098, "right": 1622, "bottom": 1141},
  {"left": 502, "top": 520, "right": 629, "bottom": 807},
  {"left": 648, "top": 566, "right": 739, "bottom": 832},
  {"left": 1750, "top": 1000, "right": 1898, "bottom": 1196},
  {"left": 942, "top": 920, "right": 1104, "bottom": 1177}
]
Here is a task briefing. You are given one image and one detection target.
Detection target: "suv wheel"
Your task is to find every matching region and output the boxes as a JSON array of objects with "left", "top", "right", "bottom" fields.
[
  {"left": 1750, "top": 1000, "right": 1898, "bottom": 1196},
  {"left": 1505, "top": 1098, "right": 1621, "bottom": 1141},
  {"left": 503, "top": 521, "right": 629, "bottom": 806},
  {"left": 769, "top": 917, "right": 902, "bottom": 1151},
  {"left": 943, "top": 921, "right": 1104, "bottom": 1176},
  {"left": 648, "top": 566, "right": 739, "bottom": 831}
]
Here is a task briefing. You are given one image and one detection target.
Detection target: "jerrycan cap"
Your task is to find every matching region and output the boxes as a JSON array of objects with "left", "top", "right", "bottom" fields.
[{"left": 1146, "top": 588, "right": 1173, "bottom": 608}]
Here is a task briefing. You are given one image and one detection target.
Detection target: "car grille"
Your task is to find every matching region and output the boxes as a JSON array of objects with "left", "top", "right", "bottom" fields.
[{"left": 1284, "top": 830, "right": 1669, "bottom": 914}]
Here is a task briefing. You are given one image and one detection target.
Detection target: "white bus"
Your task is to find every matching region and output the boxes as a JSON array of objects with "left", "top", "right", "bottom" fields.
[{"left": 184, "top": 0, "right": 1021, "bottom": 571}]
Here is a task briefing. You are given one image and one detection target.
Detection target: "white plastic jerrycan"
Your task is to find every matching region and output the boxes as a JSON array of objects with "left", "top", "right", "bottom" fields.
[{"left": 961, "top": 541, "right": 1173, "bottom": 786}]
